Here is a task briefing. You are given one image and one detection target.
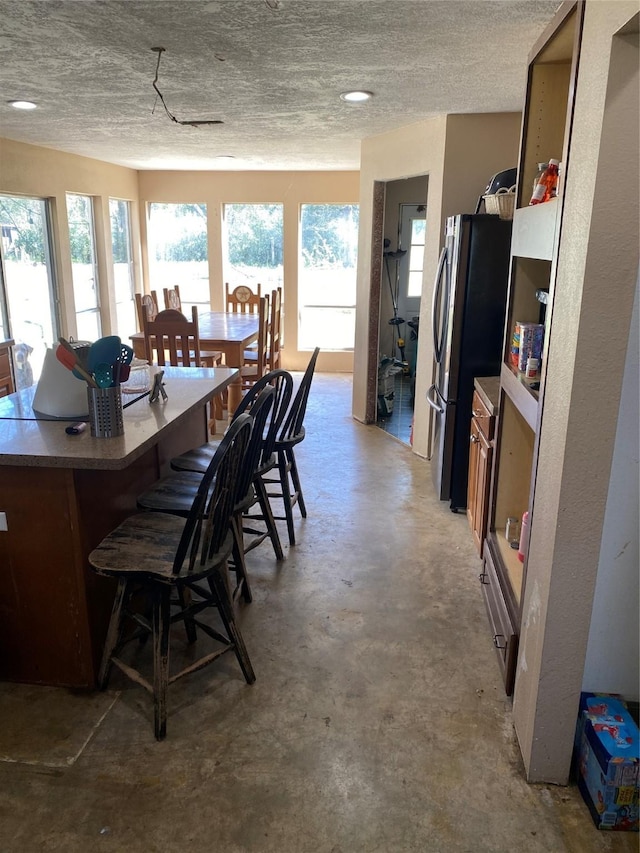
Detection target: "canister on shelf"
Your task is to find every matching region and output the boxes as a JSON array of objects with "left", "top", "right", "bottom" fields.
[{"left": 506, "top": 516, "right": 520, "bottom": 549}]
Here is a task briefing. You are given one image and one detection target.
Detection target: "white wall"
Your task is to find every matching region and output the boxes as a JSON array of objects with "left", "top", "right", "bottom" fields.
[{"left": 583, "top": 277, "right": 639, "bottom": 698}]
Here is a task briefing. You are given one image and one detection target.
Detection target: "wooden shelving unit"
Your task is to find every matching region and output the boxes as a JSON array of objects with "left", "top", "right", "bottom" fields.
[{"left": 480, "top": 1, "right": 584, "bottom": 695}]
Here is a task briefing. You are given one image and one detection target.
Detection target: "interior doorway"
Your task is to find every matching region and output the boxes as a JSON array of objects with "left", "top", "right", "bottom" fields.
[{"left": 376, "top": 176, "right": 428, "bottom": 445}]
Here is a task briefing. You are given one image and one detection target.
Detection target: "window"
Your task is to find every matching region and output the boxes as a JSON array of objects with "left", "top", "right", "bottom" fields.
[
  {"left": 0, "top": 195, "right": 58, "bottom": 388},
  {"left": 223, "top": 204, "right": 283, "bottom": 294},
  {"left": 299, "top": 204, "right": 359, "bottom": 351},
  {"left": 110, "top": 199, "right": 136, "bottom": 338},
  {"left": 400, "top": 204, "right": 426, "bottom": 299},
  {"left": 66, "top": 193, "right": 101, "bottom": 341},
  {"left": 148, "top": 203, "right": 209, "bottom": 313}
]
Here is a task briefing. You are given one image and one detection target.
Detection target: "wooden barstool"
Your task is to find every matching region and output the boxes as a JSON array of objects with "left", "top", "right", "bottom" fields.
[
  {"left": 88, "top": 414, "right": 255, "bottom": 740},
  {"left": 136, "top": 387, "right": 277, "bottom": 605}
]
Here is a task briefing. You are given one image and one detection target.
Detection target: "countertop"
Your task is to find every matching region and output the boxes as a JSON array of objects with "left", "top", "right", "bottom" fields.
[
  {"left": 473, "top": 376, "right": 500, "bottom": 416},
  {"left": 0, "top": 366, "right": 236, "bottom": 469}
]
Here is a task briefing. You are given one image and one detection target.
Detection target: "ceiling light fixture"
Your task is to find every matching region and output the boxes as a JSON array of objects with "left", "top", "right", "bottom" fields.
[
  {"left": 340, "top": 91, "right": 373, "bottom": 103},
  {"left": 8, "top": 100, "right": 37, "bottom": 110},
  {"left": 151, "top": 47, "right": 223, "bottom": 128}
]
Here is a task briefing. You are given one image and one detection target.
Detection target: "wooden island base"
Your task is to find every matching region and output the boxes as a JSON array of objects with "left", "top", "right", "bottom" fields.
[{"left": 0, "top": 368, "right": 236, "bottom": 688}]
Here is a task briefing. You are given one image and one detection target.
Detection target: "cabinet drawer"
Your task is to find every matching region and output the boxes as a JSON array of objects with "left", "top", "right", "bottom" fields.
[
  {"left": 471, "top": 390, "right": 495, "bottom": 442},
  {"left": 479, "top": 541, "right": 518, "bottom": 695}
]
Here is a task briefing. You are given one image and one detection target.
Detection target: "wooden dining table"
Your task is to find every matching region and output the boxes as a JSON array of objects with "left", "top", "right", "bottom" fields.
[{"left": 130, "top": 310, "right": 259, "bottom": 415}]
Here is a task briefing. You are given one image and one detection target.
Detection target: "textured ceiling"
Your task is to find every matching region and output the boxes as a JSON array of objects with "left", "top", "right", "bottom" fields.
[{"left": 0, "top": 0, "right": 559, "bottom": 171}]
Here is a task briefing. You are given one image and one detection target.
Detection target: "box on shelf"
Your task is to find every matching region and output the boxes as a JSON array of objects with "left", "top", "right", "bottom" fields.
[
  {"left": 510, "top": 322, "right": 544, "bottom": 372},
  {"left": 574, "top": 692, "right": 639, "bottom": 831}
]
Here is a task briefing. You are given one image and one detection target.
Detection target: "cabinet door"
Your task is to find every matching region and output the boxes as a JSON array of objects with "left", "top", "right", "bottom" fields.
[
  {"left": 467, "top": 418, "right": 481, "bottom": 547},
  {"left": 468, "top": 416, "right": 493, "bottom": 557}
]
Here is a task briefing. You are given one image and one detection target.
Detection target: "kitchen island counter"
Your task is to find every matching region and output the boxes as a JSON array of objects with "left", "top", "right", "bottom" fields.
[{"left": 0, "top": 368, "right": 236, "bottom": 688}]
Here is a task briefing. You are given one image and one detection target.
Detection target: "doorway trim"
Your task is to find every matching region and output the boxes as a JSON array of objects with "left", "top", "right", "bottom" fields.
[{"left": 365, "top": 180, "right": 386, "bottom": 424}]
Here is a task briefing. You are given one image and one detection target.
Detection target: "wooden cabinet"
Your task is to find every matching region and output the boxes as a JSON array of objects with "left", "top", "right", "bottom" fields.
[
  {"left": 467, "top": 388, "right": 495, "bottom": 557},
  {"left": 481, "top": 1, "right": 584, "bottom": 694},
  {"left": 0, "top": 340, "right": 15, "bottom": 397},
  {"left": 479, "top": 541, "right": 519, "bottom": 695}
]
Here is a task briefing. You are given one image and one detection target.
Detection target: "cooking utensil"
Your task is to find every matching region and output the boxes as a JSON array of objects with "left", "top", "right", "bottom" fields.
[
  {"left": 56, "top": 339, "right": 98, "bottom": 387},
  {"left": 93, "top": 362, "right": 114, "bottom": 388},
  {"left": 112, "top": 343, "right": 134, "bottom": 386},
  {"left": 118, "top": 343, "right": 134, "bottom": 365},
  {"left": 87, "top": 336, "right": 122, "bottom": 374}
]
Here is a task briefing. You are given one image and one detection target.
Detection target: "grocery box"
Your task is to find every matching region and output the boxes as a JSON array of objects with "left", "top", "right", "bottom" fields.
[
  {"left": 575, "top": 693, "right": 639, "bottom": 831},
  {"left": 510, "top": 321, "right": 544, "bottom": 371}
]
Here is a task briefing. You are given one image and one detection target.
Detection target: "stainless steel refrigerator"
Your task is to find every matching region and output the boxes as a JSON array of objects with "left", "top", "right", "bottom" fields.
[{"left": 427, "top": 213, "right": 512, "bottom": 511}]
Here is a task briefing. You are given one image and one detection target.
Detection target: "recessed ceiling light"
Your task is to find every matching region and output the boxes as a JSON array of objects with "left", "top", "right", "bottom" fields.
[
  {"left": 8, "top": 100, "right": 37, "bottom": 110},
  {"left": 340, "top": 91, "right": 373, "bottom": 103}
]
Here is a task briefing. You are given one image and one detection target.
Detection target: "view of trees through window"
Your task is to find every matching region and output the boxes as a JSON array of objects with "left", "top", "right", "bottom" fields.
[
  {"left": 66, "top": 193, "right": 101, "bottom": 341},
  {"left": 0, "top": 195, "right": 57, "bottom": 388},
  {"left": 299, "top": 204, "right": 359, "bottom": 351},
  {"left": 148, "top": 203, "right": 209, "bottom": 313},
  {"left": 110, "top": 199, "right": 136, "bottom": 338},
  {"left": 223, "top": 204, "right": 284, "bottom": 294}
]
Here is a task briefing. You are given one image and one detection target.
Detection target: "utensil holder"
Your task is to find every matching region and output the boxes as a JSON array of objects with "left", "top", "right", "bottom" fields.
[{"left": 87, "top": 386, "right": 124, "bottom": 437}]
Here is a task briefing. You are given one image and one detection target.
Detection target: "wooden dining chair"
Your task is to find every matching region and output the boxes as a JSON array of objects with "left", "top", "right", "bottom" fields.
[
  {"left": 170, "top": 369, "right": 294, "bottom": 562},
  {"left": 268, "top": 287, "right": 282, "bottom": 370},
  {"left": 143, "top": 307, "right": 222, "bottom": 368},
  {"left": 135, "top": 291, "right": 159, "bottom": 330},
  {"left": 241, "top": 294, "right": 269, "bottom": 391},
  {"left": 88, "top": 414, "right": 255, "bottom": 740},
  {"left": 225, "top": 283, "right": 262, "bottom": 315},
  {"left": 163, "top": 285, "right": 182, "bottom": 311}
]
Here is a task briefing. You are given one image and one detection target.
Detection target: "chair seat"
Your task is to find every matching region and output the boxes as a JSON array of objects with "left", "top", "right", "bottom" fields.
[
  {"left": 171, "top": 441, "right": 220, "bottom": 473},
  {"left": 137, "top": 470, "right": 203, "bottom": 515},
  {"left": 89, "top": 512, "right": 233, "bottom": 584},
  {"left": 201, "top": 349, "right": 223, "bottom": 362}
]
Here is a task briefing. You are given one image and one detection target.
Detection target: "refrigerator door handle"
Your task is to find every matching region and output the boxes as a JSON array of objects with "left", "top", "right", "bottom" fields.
[
  {"left": 426, "top": 383, "right": 445, "bottom": 414},
  {"left": 431, "top": 246, "right": 448, "bottom": 364}
]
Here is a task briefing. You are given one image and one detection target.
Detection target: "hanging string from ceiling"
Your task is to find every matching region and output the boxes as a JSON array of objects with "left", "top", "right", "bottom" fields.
[{"left": 151, "top": 47, "right": 223, "bottom": 128}]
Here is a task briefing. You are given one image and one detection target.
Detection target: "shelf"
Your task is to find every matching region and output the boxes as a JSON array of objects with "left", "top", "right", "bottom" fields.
[
  {"left": 495, "top": 529, "right": 525, "bottom": 608},
  {"left": 511, "top": 200, "right": 560, "bottom": 261},
  {"left": 500, "top": 362, "right": 539, "bottom": 431}
]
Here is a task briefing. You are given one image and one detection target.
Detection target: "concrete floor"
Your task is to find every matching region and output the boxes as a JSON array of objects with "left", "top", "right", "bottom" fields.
[{"left": 0, "top": 373, "right": 636, "bottom": 853}]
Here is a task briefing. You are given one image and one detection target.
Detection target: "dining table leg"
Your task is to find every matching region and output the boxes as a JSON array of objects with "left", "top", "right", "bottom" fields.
[{"left": 226, "top": 344, "right": 244, "bottom": 417}]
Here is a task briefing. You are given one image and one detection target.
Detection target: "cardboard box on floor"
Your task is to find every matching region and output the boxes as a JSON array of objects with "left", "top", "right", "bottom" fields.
[{"left": 574, "top": 692, "right": 639, "bottom": 831}]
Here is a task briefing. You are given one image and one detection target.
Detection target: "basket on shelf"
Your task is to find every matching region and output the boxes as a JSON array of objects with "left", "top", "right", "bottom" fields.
[{"left": 483, "top": 186, "right": 516, "bottom": 220}]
